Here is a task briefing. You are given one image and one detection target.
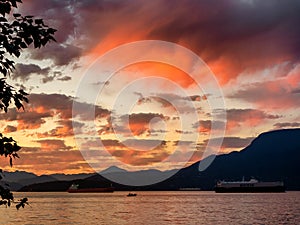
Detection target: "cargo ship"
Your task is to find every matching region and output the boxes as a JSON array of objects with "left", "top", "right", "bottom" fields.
[
  {"left": 215, "top": 178, "right": 285, "bottom": 193},
  {"left": 67, "top": 183, "right": 114, "bottom": 193}
]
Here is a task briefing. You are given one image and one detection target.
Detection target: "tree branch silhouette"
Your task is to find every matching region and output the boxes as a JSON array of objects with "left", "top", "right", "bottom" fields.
[{"left": 0, "top": 0, "right": 56, "bottom": 209}]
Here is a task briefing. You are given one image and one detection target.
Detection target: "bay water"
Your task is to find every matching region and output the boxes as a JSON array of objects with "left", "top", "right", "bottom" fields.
[{"left": 1, "top": 191, "right": 299, "bottom": 224}]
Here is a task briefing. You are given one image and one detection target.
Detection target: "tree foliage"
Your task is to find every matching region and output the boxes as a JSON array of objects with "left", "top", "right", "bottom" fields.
[{"left": 0, "top": 0, "right": 56, "bottom": 209}]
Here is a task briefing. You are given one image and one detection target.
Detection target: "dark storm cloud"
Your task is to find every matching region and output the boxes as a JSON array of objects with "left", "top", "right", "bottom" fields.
[
  {"left": 273, "top": 122, "right": 300, "bottom": 129},
  {"left": 30, "top": 44, "right": 82, "bottom": 67},
  {"left": 146, "top": 0, "right": 300, "bottom": 81},
  {"left": 29, "top": 93, "right": 110, "bottom": 120},
  {"left": 76, "top": 0, "right": 300, "bottom": 81},
  {"left": 20, "top": 0, "right": 300, "bottom": 80},
  {"left": 19, "top": 0, "right": 78, "bottom": 43},
  {"left": 12, "top": 63, "right": 50, "bottom": 81},
  {"left": 18, "top": 0, "right": 82, "bottom": 66},
  {"left": 12, "top": 64, "right": 71, "bottom": 84}
]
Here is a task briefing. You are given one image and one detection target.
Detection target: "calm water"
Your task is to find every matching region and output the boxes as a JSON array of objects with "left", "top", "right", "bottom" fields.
[{"left": 1, "top": 191, "right": 299, "bottom": 224}]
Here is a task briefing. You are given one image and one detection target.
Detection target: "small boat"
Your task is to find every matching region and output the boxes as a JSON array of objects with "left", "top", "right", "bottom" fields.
[
  {"left": 127, "top": 193, "right": 137, "bottom": 197},
  {"left": 67, "top": 184, "right": 114, "bottom": 193},
  {"left": 215, "top": 178, "right": 285, "bottom": 193},
  {"left": 178, "top": 188, "right": 201, "bottom": 191}
]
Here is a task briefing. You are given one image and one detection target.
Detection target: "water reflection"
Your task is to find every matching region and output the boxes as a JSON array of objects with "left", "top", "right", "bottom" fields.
[{"left": 0, "top": 192, "right": 299, "bottom": 224}]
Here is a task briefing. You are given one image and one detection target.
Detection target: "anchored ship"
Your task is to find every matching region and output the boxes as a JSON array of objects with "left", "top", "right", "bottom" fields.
[
  {"left": 67, "top": 183, "right": 114, "bottom": 193},
  {"left": 215, "top": 178, "right": 285, "bottom": 193}
]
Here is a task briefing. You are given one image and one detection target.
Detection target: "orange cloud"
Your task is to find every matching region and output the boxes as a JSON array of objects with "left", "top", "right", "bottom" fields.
[
  {"left": 3, "top": 125, "right": 17, "bottom": 133},
  {"left": 130, "top": 62, "right": 197, "bottom": 89},
  {"left": 0, "top": 148, "right": 91, "bottom": 175},
  {"left": 90, "top": 138, "right": 191, "bottom": 167},
  {"left": 37, "top": 120, "right": 84, "bottom": 138},
  {"left": 229, "top": 71, "right": 300, "bottom": 110},
  {"left": 226, "top": 109, "right": 281, "bottom": 129},
  {"left": 0, "top": 108, "right": 52, "bottom": 130},
  {"left": 21, "top": 0, "right": 300, "bottom": 84},
  {"left": 35, "top": 139, "right": 72, "bottom": 152},
  {"left": 81, "top": 0, "right": 300, "bottom": 85},
  {"left": 193, "top": 120, "right": 226, "bottom": 135},
  {"left": 127, "top": 113, "right": 166, "bottom": 136},
  {"left": 8, "top": 0, "right": 300, "bottom": 174}
]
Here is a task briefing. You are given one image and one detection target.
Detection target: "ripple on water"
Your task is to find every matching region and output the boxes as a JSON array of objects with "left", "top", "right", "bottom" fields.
[{"left": 0, "top": 191, "right": 299, "bottom": 225}]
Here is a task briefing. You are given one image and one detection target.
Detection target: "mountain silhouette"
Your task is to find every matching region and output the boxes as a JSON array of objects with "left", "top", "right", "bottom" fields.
[
  {"left": 18, "top": 128, "right": 300, "bottom": 191},
  {"left": 4, "top": 172, "right": 93, "bottom": 191},
  {"left": 156, "top": 128, "right": 300, "bottom": 190}
]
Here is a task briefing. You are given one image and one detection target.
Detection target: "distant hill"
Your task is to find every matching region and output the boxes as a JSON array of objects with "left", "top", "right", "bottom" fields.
[
  {"left": 97, "top": 168, "right": 177, "bottom": 186},
  {"left": 18, "top": 175, "right": 58, "bottom": 186},
  {"left": 1, "top": 171, "right": 37, "bottom": 190},
  {"left": 50, "top": 173, "right": 95, "bottom": 181},
  {"left": 1, "top": 171, "right": 57, "bottom": 191},
  {"left": 18, "top": 128, "right": 300, "bottom": 191},
  {"left": 18, "top": 180, "right": 74, "bottom": 192},
  {"left": 2, "top": 170, "right": 37, "bottom": 181},
  {"left": 1, "top": 171, "right": 94, "bottom": 191},
  {"left": 99, "top": 166, "right": 127, "bottom": 174}
]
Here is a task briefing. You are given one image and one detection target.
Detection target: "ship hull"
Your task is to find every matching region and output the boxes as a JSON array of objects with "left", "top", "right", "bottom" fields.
[
  {"left": 215, "top": 186, "right": 285, "bottom": 193},
  {"left": 67, "top": 187, "right": 114, "bottom": 193}
]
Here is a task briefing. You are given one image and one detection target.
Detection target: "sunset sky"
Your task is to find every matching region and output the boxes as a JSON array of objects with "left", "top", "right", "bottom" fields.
[{"left": 1, "top": 0, "right": 300, "bottom": 175}]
